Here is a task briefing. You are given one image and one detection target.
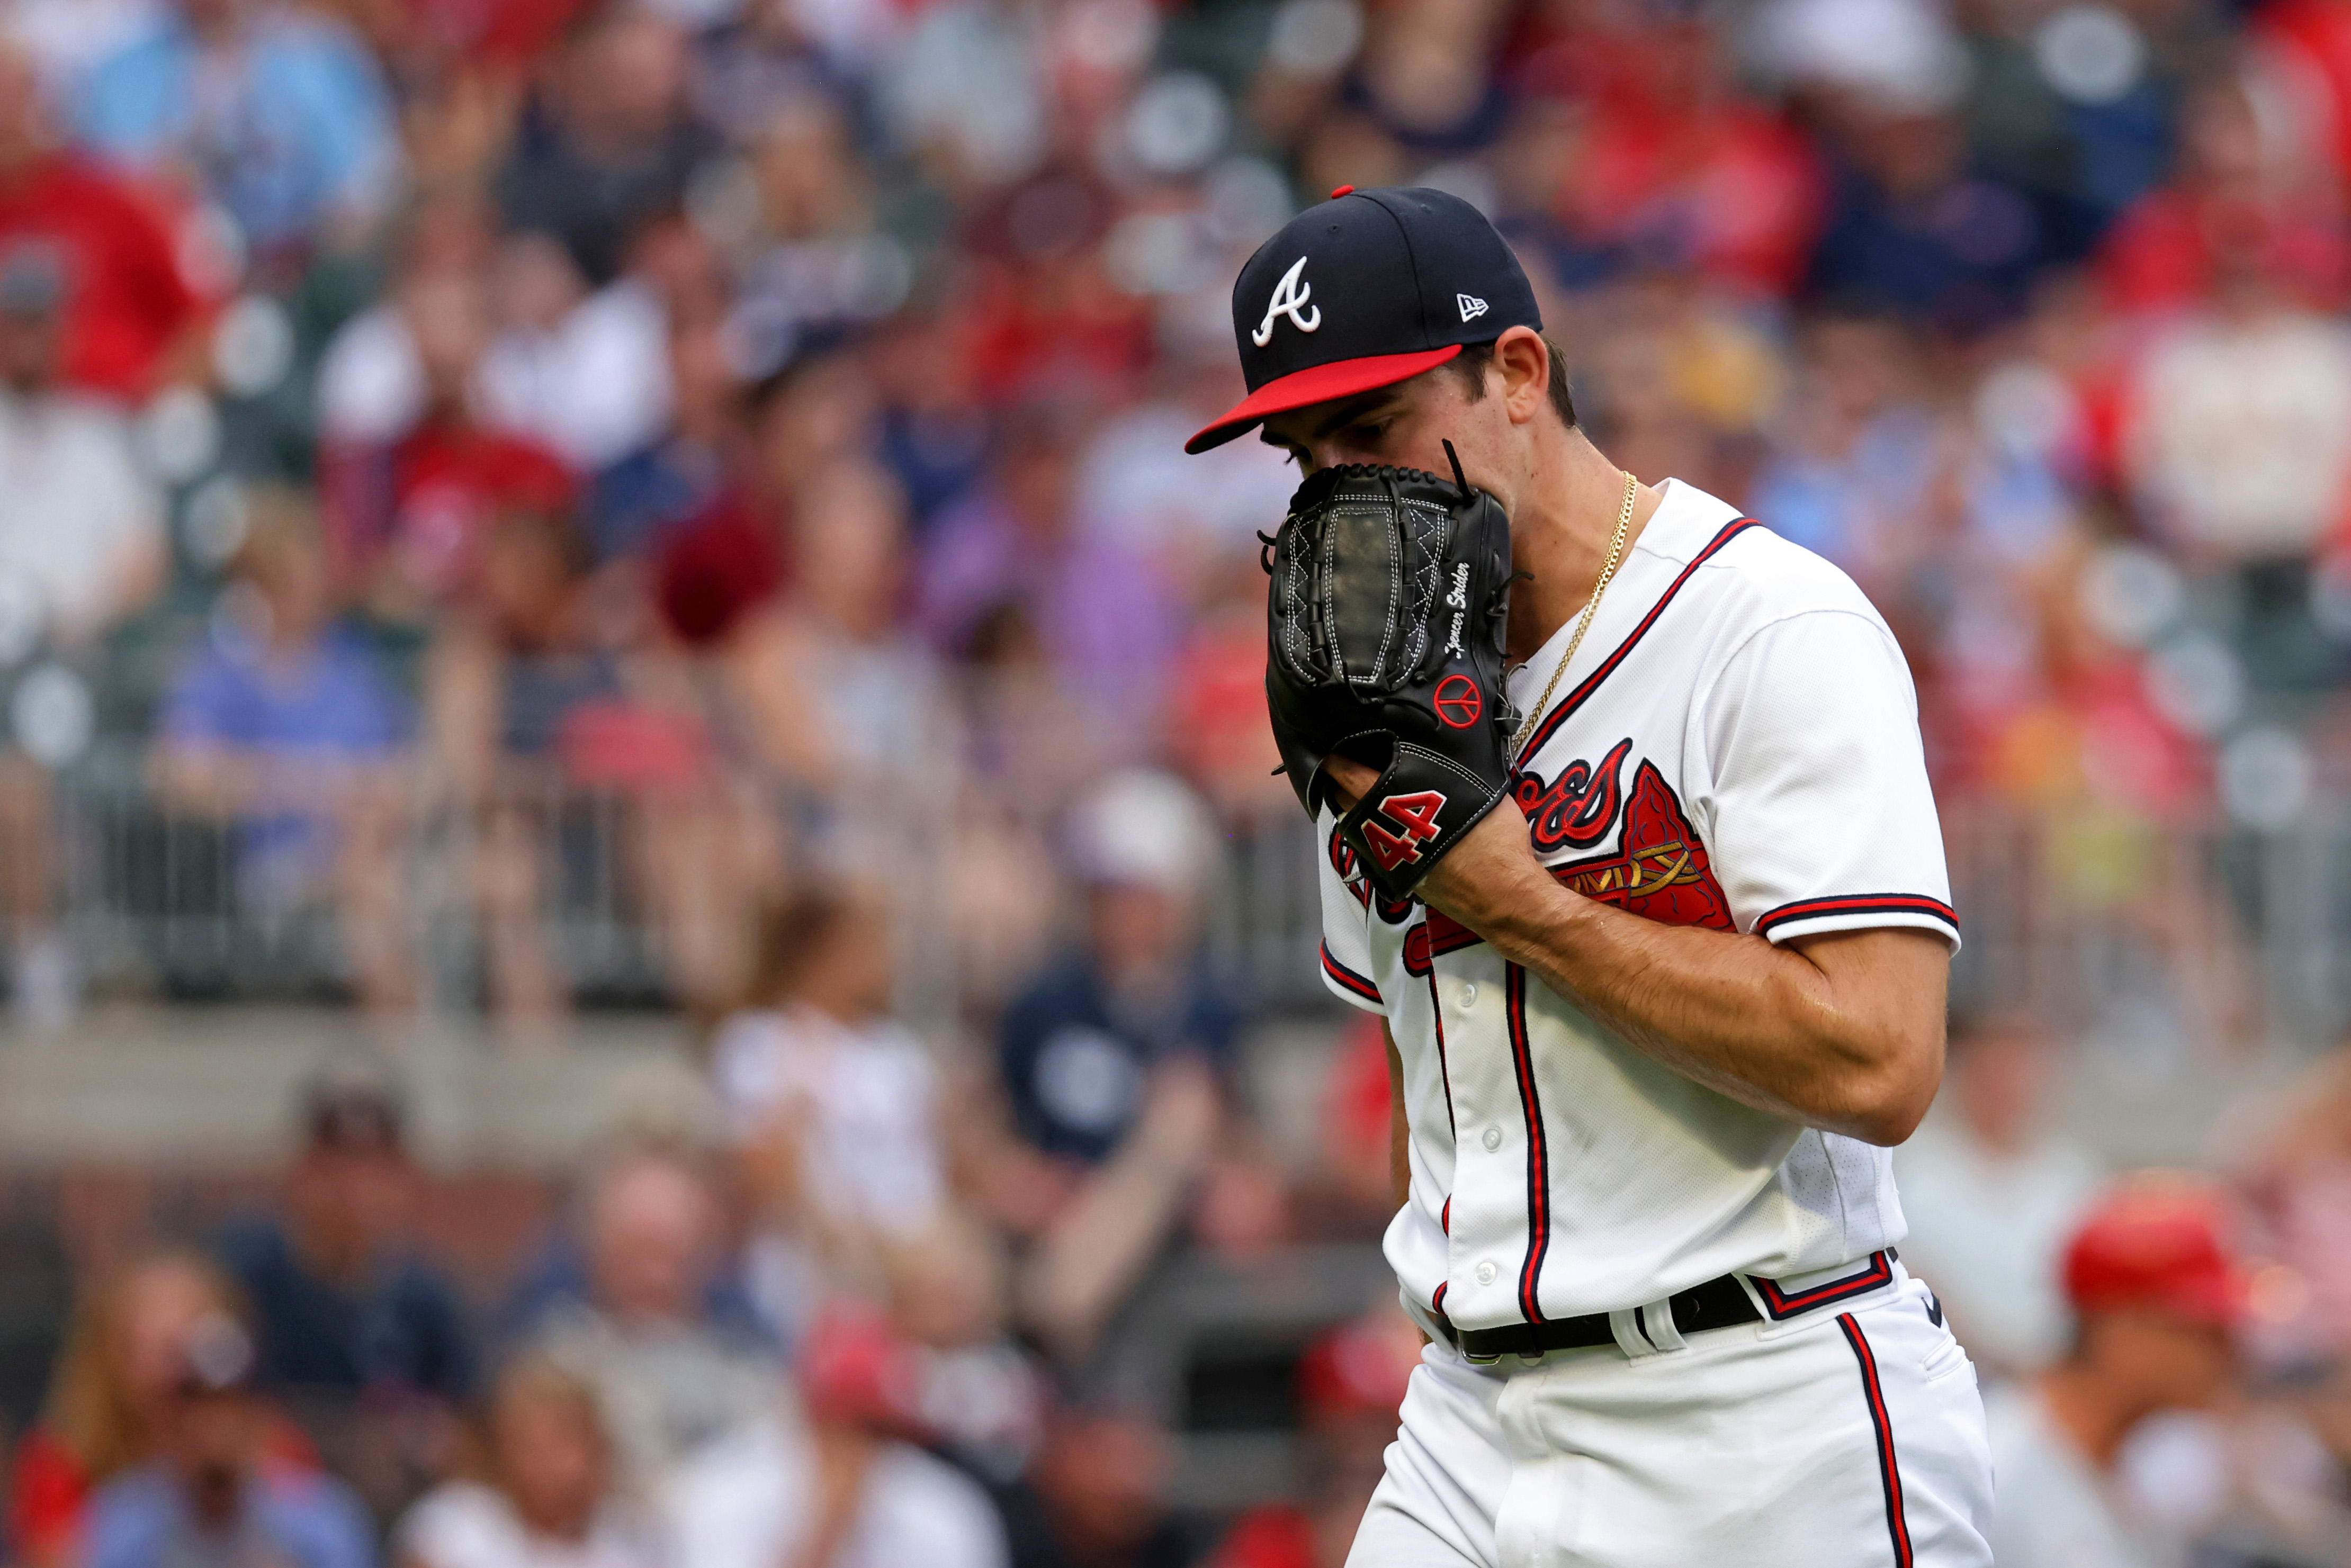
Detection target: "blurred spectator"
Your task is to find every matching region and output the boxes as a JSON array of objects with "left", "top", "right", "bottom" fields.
[
  {"left": 997, "top": 1406, "right": 1200, "bottom": 1568},
  {"left": 396, "top": 1356, "right": 661, "bottom": 1568},
  {"left": 972, "top": 772, "right": 1245, "bottom": 1366},
  {"left": 584, "top": 320, "right": 740, "bottom": 566},
  {"left": 8, "top": 1249, "right": 318, "bottom": 1568},
  {"left": 662, "top": 1308, "right": 1009, "bottom": 1568},
  {"left": 1985, "top": 1173, "right": 2241, "bottom": 1565},
  {"left": 73, "top": 0, "right": 402, "bottom": 261},
  {"left": 651, "top": 343, "right": 874, "bottom": 651},
  {"left": 0, "top": 240, "right": 168, "bottom": 1029},
  {"left": 151, "top": 486, "right": 415, "bottom": 1015},
  {"left": 473, "top": 229, "right": 674, "bottom": 473},
  {"left": 2231, "top": 1043, "right": 2351, "bottom": 1360},
  {"left": 83, "top": 1310, "right": 375, "bottom": 1568},
  {"left": 1785, "top": 0, "right": 2059, "bottom": 333},
  {"left": 1207, "top": 1308, "right": 1422, "bottom": 1568},
  {"left": 217, "top": 1076, "right": 473, "bottom": 1509},
  {"left": 1895, "top": 1015, "right": 2107, "bottom": 1376},
  {"left": 2097, "top": 66, "right": 2348, "bottom": 319},
  {"left": 527, "top": 1143, "right": 775, "bottom": 1488},
  {"left": 717, "top": 882, "right": 945, "bottom": 1336},
  {"left": 320, "top": 235, "right": 577, "bottom": 618},
  {"left": 726, "top": 458, "right": 958, "bottom": 842},
  {"left": 1746, "top": 304, "right": 1946, "bottom": 591},
  {"left": 917, "top": 402, "right": 1181, "bottom": 754},
  {"left": 0, "top": 40, "right": 208, "bottom": 402},
  {"left": 425, "top": 507, "right": 739, "bottom": 1023},
  {"left": 493, "top": 8, "right": 725, "bottom": 289},
  {"left": 887, "top": 1213, "right": 1048, "bottom": 1485},
  {"left": 1287, "top": 1015, "right": 1399, "bottom": 1243},
  {"left": 722, "top": 94, "right": 907, "bottom": 357}
]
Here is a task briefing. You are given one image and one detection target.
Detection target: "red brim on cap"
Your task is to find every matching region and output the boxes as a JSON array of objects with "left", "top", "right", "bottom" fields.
[{"left": 1185, "top": 345, "right": 1465, "bottom": 454}]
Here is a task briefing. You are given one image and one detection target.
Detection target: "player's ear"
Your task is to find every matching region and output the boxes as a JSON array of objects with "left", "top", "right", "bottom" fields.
[{"left": 1493, "top": 328, "right": 1549, "bottom": 426}]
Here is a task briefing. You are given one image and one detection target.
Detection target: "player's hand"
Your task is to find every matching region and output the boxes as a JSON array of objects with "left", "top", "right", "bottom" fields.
[{"left": 1323, "top": 758, "right": 1564, "bottom": 939}]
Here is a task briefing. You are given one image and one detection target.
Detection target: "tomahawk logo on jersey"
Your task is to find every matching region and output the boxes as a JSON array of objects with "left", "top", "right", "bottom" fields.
[{"left": 1315, "top": 478, "right": 1959, "bottom": 1334}]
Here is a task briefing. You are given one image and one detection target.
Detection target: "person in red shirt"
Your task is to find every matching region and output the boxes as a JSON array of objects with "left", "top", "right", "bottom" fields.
[
  {"left": 0, "top": 43, "right": 208, "bottom": 403},
  {"left": 8, "top": 1249, "right": 316, "bottom": 1568},
  {"left": 318, "top": 258, "right": 575, "bottom": 619}
]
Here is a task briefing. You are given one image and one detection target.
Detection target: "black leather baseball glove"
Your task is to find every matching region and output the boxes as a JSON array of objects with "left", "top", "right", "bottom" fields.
[{"left": 1264, "top": 448, "right": 1517, "bottom": 900}]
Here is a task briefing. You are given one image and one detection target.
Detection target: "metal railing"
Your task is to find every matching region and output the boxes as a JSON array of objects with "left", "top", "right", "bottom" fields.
[{"left": 31, "top": 759, "right": 2351, "bottom": 1047}]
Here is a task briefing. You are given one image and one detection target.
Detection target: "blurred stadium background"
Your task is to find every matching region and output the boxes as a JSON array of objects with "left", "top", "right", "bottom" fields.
[{"left": 0, "top": 0, "right": 2349, "bottom": 1560}]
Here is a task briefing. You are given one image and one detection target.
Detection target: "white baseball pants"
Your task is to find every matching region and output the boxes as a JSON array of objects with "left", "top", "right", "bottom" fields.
[{"left": 1347, "top": 1270, "right": 1993, "bottom": 1567}]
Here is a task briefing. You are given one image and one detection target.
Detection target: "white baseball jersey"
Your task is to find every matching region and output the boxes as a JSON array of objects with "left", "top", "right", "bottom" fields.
[{"left": 1316, "top": 477, "right": 1959, "bottom": 1334}]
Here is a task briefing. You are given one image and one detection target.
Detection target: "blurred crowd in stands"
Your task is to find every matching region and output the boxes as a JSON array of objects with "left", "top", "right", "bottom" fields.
[
  {"left": 6, "top": 0, "right": 2351, "bottom": 1033},
  {"left": 4, "top": 0, "right": 2351, "bottom": 1559}
]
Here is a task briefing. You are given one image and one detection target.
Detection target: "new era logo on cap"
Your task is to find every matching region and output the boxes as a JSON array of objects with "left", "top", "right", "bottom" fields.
[{"left": 1187, "top": 186, "right": 1542, "bottom": 454}]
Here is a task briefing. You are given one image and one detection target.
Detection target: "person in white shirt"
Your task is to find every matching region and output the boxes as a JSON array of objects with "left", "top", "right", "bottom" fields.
[
  {"left": 397, "top": 1357, "right": 661, "bottom": 1568},
  {"left": 0, "top": 247, "right": 165, "bottom": 1028},
  {"left": 712, "top": 881, "right": 944, "bottom": 1337},
  {"left": 663, "top": 1379, "right": 1007, "bottom": 1568},
  {"left": 1987, "top": 1174, "right": 2244, "bottom": 1568},
  {"left": 1896, "top": 1015, "right": 2107, "bottom": 1374}
]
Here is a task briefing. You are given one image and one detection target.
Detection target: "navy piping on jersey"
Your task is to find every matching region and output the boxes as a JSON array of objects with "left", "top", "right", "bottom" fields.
[
  {"left": 1517, "top": 517, "right": 1763, "bottom": 763},
  {"left": 1321, "top": 942, "right": 1383, "bottom": 1005},
  {"left": 1425, "top": 972, "right": 1457, "bottom": 1134},
  {"left": 1755, "top": 894, "right": 1959, "bottom": 940},
  {"left": 1838, "top": 1313, "right": 1916, "bottom": 1568},
  {"left": 1505, "top": 963, "right": 1551, "bottom": 1323},
  {"left": 1752, "top": 1250, "right": 1894, "bottom": 1321}
]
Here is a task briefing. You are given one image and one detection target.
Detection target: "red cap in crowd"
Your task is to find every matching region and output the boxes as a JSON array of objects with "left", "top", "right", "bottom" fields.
[{"left": 2062, "top": 1174, "right": 2246, "bottom": 1328}]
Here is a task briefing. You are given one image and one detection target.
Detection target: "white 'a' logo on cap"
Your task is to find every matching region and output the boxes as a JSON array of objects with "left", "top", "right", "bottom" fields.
[
  {"left": 1252, "top": 256, "right": 1321, "bottom": 347},
  {"left": 1457, "top": 293, "right": 1488, "bottom": 322}
]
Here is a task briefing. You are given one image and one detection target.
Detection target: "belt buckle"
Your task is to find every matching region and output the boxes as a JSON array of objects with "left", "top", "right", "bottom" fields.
[{"left": 1462, "top": 1343, "right": 1502, "bottom": 1366}]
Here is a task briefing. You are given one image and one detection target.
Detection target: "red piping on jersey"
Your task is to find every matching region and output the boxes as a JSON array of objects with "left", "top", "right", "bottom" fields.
[
  {"left": 1752, "top": 1250, "right": 1894, "bottom": 1319},
  {"left": 1321, "top": 942, "right": 1383, "bottom": 1005},
  {"left": 1839, "top": 1313, "right": 1915, "bottom": 1568},
  {"left": 1505, "top": 963, "right": 1551, "bottom": 1323},
  {"left": 1517, "top": 517, "right": 1762, "bottom": 763},
  {"left": 1754, "top": 894, "right": 1959, "bottom": 938},
  {"left": 1424, "top": 973, "right": 1456, "bottom": 1134}
]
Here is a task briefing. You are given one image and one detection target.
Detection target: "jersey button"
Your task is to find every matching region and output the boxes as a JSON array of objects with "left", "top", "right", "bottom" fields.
[
  {"left": 1459, "top": 983, "right": 1478, "bottom": 1008},
  {"left": 1481, "top": 1125, "right": 1502, "bottom": 1150},
  {"left": 1475, "top": 1260, "right": 1498, "bottom": 1285}
]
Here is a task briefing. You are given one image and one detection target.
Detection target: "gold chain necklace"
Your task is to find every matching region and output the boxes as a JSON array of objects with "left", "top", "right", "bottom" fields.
[{"left": 1507, "top": 469, "right": 1639, "bottom": 762}]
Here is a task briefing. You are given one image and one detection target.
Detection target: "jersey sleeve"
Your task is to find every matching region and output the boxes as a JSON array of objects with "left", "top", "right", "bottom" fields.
[
  {"left": 1696, "top": 608, "right": 1959, "bottom": 950},
  {"left": 1313, "top": 808, "right": 1386, "bottom": 1013}
]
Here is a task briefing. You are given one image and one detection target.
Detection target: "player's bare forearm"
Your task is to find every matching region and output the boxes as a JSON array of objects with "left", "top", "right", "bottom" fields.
[
  {"left": 1324, "top": 756, "right": 1947, "bottom": 1144},
  {"left": 1424, "top": 801, "right": 1946, "bottom": 1143}
]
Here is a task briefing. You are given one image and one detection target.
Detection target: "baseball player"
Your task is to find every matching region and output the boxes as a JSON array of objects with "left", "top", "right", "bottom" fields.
[{"left": 1187, "top": 186, "right": 1995, "bottom": 1564}]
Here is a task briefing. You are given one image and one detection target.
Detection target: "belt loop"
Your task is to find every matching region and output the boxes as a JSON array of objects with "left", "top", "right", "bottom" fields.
[
  {"left": 1606, "top": 1308, "right": 1654, "bottom": 1359},
  {"left": 1638, "top": 1297, "right": 1688, "bottom": 1353}
]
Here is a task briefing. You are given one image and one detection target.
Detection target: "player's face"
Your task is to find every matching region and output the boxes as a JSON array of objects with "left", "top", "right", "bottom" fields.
[
  {"left": 1257, "top": 351, "right": 1522, "bottom": 509},
  {"left": 1269, "top": 362, "right": 1504, "bottom": 484}
]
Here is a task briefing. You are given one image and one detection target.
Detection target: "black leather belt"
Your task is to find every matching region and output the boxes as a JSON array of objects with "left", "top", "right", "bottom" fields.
[{"left": 1440, "top": 1273, "right": 1760, "bottom": 1360}]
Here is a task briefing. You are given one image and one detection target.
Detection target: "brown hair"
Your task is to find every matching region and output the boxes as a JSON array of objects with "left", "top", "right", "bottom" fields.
[
  {"left": 1449, "top": 332, "right": 1577, "bottom": 427},
  {"left": 737, "top": 884, "right": 870, "bottom": 1011},
  {"left": 40, "top": 1248, "right": 245, "bottom": 1484}
]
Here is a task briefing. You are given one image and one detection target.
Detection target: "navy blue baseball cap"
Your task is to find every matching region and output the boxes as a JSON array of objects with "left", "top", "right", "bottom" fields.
[{"left": 1186, "top": 185, "right": 1542, "bottom": 454}]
